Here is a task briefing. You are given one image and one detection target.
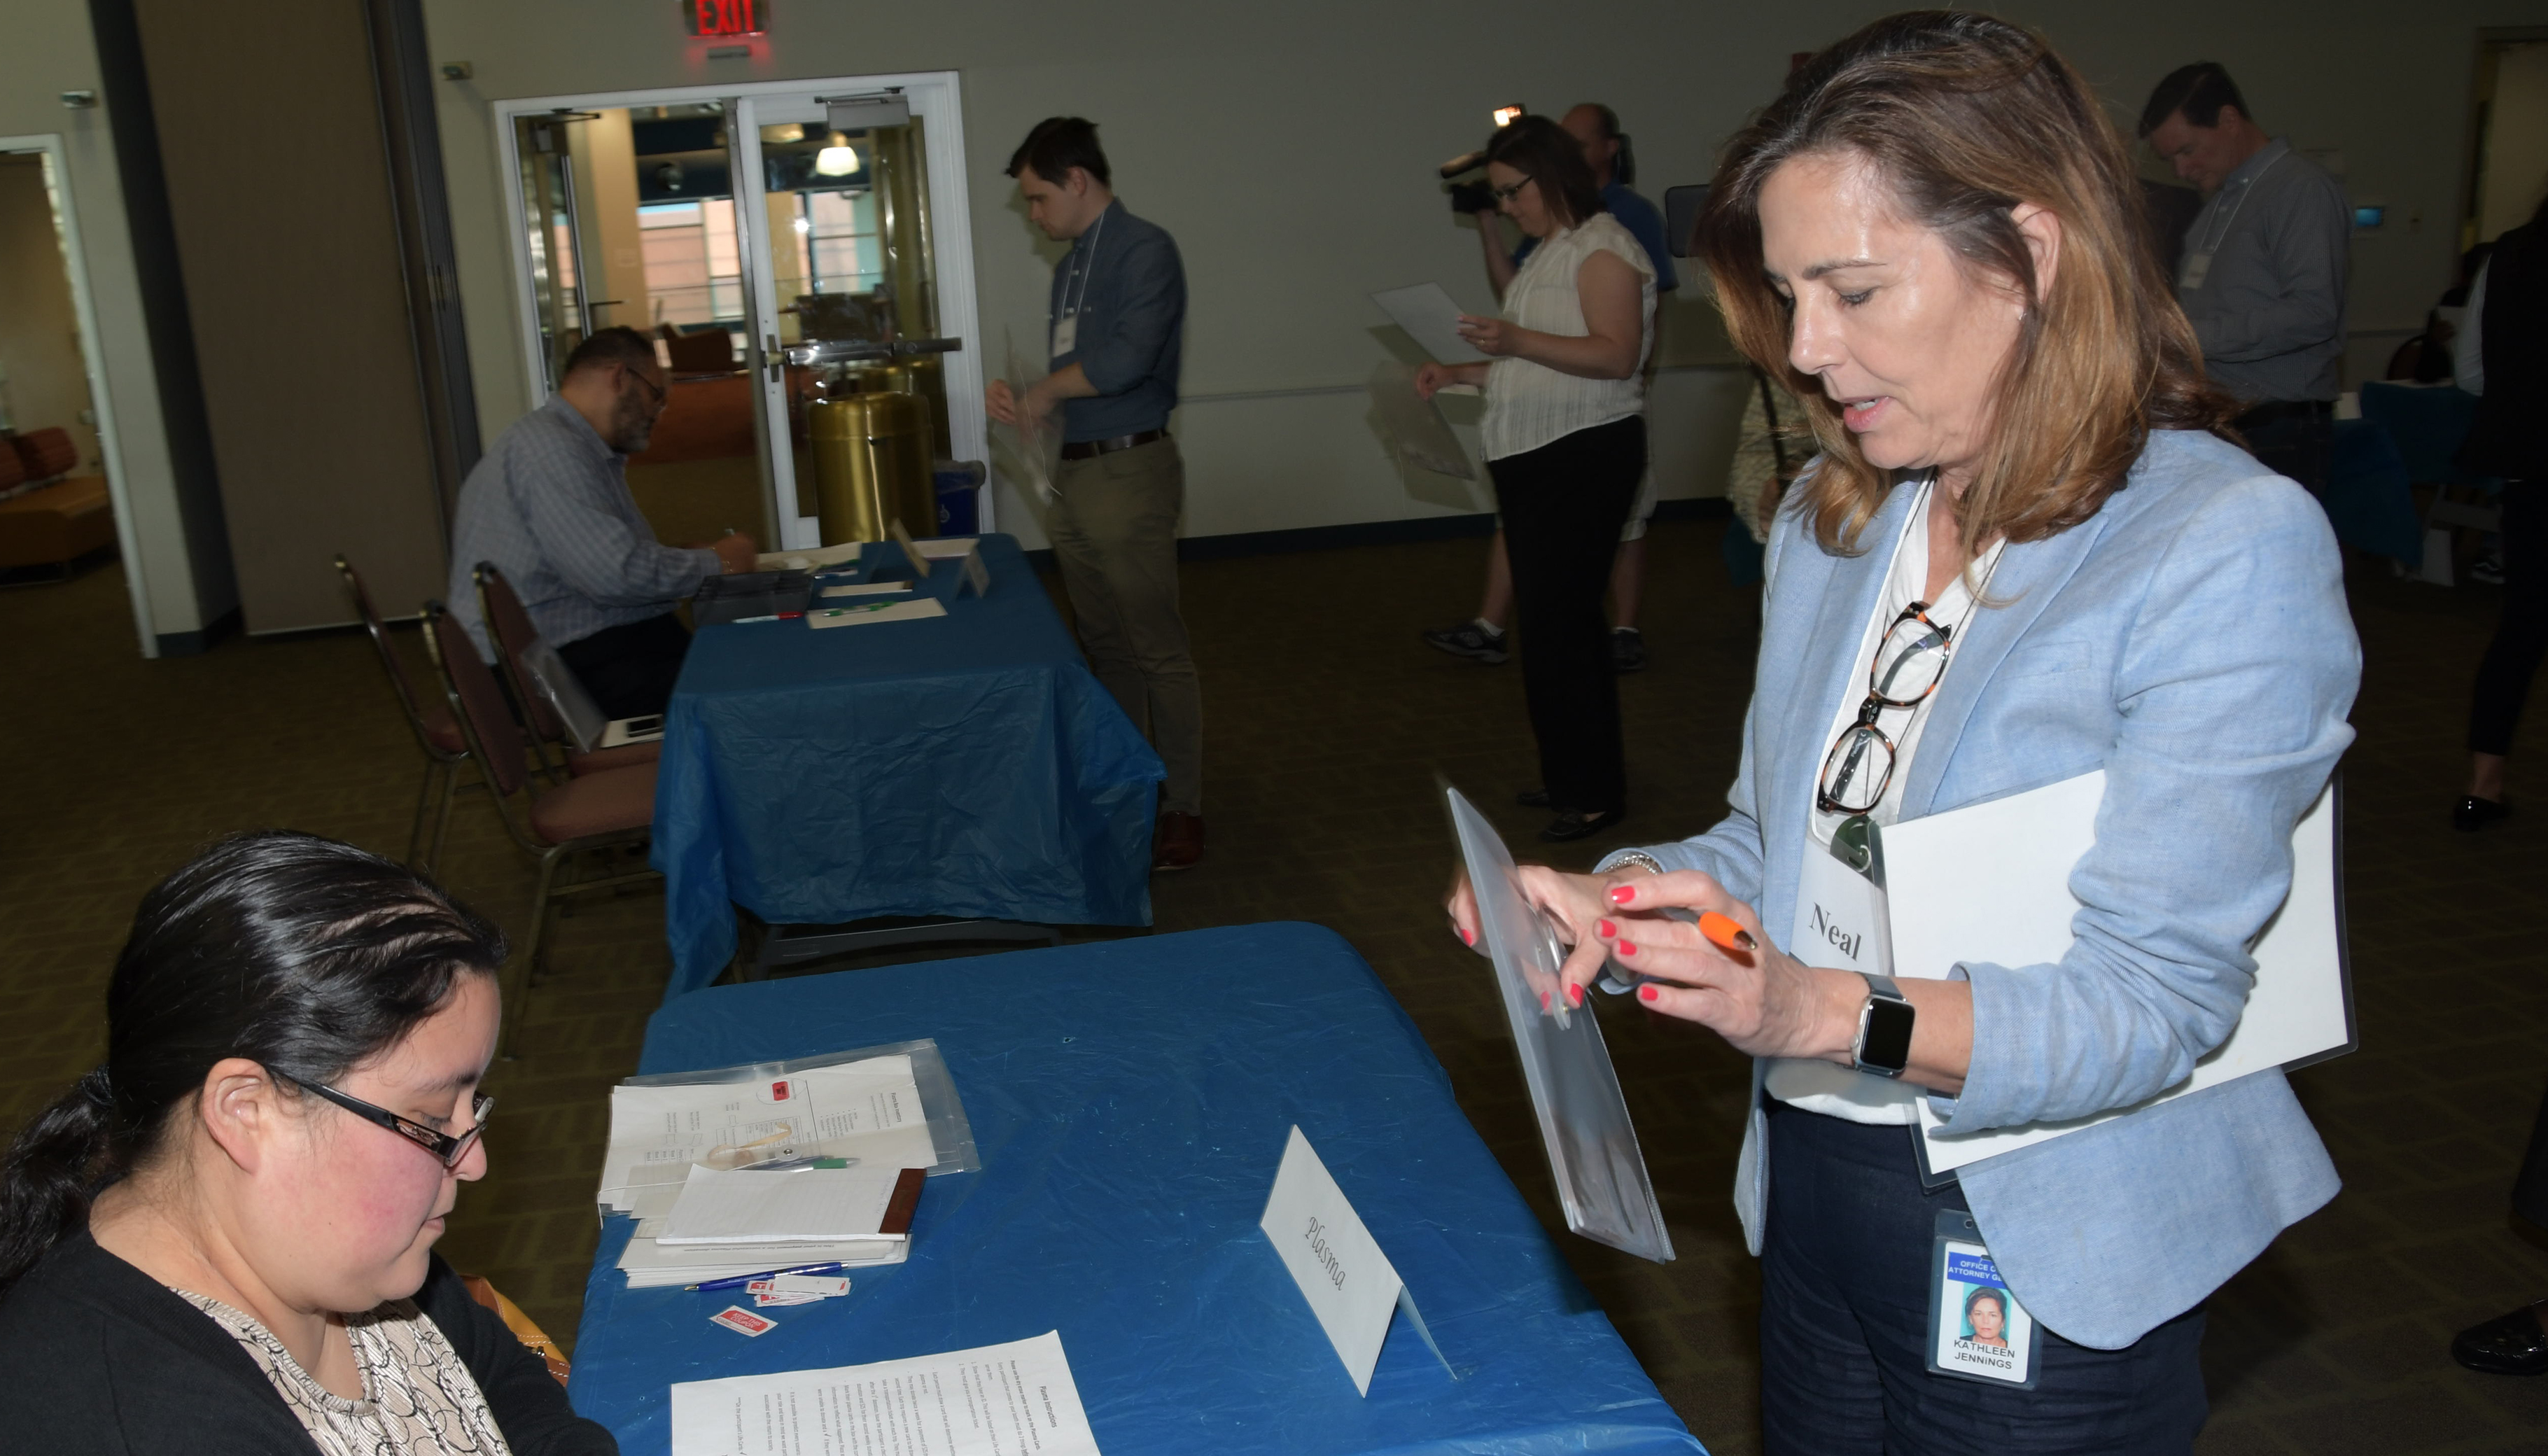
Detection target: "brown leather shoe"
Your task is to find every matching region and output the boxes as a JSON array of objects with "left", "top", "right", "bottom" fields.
[{"left": 1154, "top": 812, "right": 1205, "bottom": 872}]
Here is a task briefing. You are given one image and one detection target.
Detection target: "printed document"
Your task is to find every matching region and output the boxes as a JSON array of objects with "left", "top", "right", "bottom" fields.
[
  {"left": 599, "top": 1055, "right": 940, "bottom": 1219},
  {"left": 670, "top": 1330, "right": 1102, "bottom": 1456}
]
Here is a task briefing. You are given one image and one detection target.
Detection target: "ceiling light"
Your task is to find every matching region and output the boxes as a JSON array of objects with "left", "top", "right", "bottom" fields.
[
  {"left": 815, "top": 146, "right": 860, "bottom": 176},
  {"left": 792, "top": 216, "right": 812, "bottom": 234}
]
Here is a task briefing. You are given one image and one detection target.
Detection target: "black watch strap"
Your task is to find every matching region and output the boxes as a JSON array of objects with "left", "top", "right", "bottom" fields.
[{"left": 1851, "top": 972, "right": 1916, "bottom": 1078}]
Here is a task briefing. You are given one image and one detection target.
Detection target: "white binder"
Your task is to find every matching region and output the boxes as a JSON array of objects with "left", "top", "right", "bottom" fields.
[{"left": 1877, "top": 771, "right": 2352, "bottom": 1174}]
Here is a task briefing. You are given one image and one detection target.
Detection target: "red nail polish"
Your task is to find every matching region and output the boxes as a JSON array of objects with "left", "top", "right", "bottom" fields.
[
  {"left": 1608, "top": 885, "right": 1635, "bottom": 904},
  {"left": 1460, "top": 926, "right": 1474, "bottom": 946},
  {"left": 1567, "top": 983, "right": 1583, "bottom": 1007},
  {"left": 1540, "top": 990, "right": 1550, "bottom": 1011},
  {"left": 1638, "top": 984, "right": 1660, "bottom": 1003},
  {"left": 1596, "top": 920, "right": 1616, "bottom": 939},
  {"left": 1618, "top": 941, "right": 1637, "bottom": 956}
]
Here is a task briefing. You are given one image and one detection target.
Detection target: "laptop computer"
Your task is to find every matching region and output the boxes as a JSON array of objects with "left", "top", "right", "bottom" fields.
[{"left": 520, "top": 638, "right": 666, "bottom": 752}]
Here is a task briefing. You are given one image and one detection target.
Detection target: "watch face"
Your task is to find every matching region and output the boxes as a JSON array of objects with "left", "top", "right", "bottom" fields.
[{"left": 1860, "top": 995, "right": 1917, "bottom": 1074}]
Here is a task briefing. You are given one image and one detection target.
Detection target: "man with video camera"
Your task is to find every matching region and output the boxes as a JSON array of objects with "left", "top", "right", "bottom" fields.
[{"left": 1425, "top": 104, "right": 1679, "bottom": 675}]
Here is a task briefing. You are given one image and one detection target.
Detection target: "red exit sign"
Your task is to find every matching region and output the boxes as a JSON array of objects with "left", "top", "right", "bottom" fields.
[{"left": 687, "top": 0, "right": 768, "bottom": 37}]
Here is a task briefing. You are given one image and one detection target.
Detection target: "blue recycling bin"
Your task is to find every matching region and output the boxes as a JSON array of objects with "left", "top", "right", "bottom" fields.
[{"left": 934, "top": 465, "right": 982, "bottom": 535}]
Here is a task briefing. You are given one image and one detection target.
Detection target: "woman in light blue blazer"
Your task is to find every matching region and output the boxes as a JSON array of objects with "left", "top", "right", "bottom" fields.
[{"left": 1450, "top": 14, "right": 2358, "bottom": 1452}]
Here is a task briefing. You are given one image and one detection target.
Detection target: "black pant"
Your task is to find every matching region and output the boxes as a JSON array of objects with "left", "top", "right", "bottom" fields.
[
  {"left": 1488, "top": 416, "right": 1645, "bottom": 816},
  {"left": 2516, "top": 1076, "right": 2548, "bottom": 1231},
  {"left": 556, "top": 612, "right": 692, "bottom": 720},
  {"left": 1759, "top": 1101, "right": 2210, "bottom": 1455},
  {"left": 2468, "top": 481, "right": 2545, "bottom": 757},
  {"left": 2234, "top": 400, "right": 2333, "bottom": 496}
]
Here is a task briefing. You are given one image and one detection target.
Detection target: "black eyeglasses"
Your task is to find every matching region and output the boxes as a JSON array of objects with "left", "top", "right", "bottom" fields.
[
  {"left": 624, "top": 365, "right": 668, "bottom": 413},
  {"left": 1491, "top": 176, "right": 1533, "bottom": 203},
  {"left": 276, "top": 1070, "right": 493, "bottom": 1170},
  {"left": 1816, "top": 602, "right": 1954, "bottom": 816}
]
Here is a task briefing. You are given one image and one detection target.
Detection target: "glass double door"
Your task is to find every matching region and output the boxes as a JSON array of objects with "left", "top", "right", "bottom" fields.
[{"left": 507, "top": 80, "right": 969, "bottom": 551}]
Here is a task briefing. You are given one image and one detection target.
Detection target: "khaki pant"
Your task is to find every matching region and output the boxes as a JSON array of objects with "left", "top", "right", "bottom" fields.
[{"left": 1048, "top": 436, "right": 1202, "bottom": 815}]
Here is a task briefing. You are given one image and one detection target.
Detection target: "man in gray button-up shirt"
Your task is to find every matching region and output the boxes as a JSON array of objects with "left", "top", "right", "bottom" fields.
[
  {"left": 448, "top": 328, "right": 756, "bottom": 718},
  {"left": 2142, "top": 63, "right": 2350, "bottom": 491}
]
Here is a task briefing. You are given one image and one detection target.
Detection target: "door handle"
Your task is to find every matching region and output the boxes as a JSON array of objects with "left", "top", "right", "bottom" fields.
[{"left": 765, "top": 333, "right": 782, "bottom": 382}]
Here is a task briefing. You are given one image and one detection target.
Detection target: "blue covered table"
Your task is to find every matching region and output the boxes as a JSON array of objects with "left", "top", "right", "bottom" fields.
[
  {"left": 652, "top": 534, "right": 1163, "bottom": 1000},
  {"left": 567, "top": 923, "right": 1706, "bottom": 1456}
]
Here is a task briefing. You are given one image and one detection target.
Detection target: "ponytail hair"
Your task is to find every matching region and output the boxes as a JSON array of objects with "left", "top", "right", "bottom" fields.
[{"left": 0, "top": 832, "right": 505, "bottom": 1295}]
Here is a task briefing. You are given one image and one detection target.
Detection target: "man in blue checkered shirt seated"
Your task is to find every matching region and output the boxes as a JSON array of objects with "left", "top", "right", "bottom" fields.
[{"left": 447, "top": 328, "right": 757, "bottom": 718}]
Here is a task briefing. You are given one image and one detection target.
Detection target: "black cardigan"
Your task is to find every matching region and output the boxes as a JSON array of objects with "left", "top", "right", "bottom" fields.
[
  {"left": 0, "top": 1230, "right": 617, "bottom": 1455},
  {"left": 2460, "top": 220, "right": 2547, "bottom": 481}
]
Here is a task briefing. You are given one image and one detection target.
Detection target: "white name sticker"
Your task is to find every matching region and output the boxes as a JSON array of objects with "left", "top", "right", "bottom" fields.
[
  {"left": 1051, "top": 314, "right": 1078, "bottom": 357},
  {"left": 2179, "top": 250, "right": 2213, "bottom": 290},
  {"left": 1791, "top": 837, "right": 1891, "bottom": 978},
  {"left": 1257, "top": 1125, "right": 1452, "bottom": 1395}
]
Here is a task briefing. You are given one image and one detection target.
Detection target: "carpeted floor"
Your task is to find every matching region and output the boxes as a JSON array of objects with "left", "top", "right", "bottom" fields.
[{"left": 1, "top": 516, "right": 2542, "bottom": 1454}]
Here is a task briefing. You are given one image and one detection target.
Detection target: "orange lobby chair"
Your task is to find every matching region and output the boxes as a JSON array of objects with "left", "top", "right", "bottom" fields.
[
  {"left": 335, "top": 555, "right": 474, "bottom": 872},
  {"left": 421, "top": 601, "right": 660, "bottom": 1057},
  {"left": 471, "top": 562, "right": 661, "bottom": 783}
]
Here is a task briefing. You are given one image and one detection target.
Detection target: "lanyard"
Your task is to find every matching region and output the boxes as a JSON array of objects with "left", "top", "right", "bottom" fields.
[
  {"left": 2193, "top": 149, "right": 2285, "bottom": 257},
  {"left": 1061, "top": 207, "right": 1108, "bottom": 322}
]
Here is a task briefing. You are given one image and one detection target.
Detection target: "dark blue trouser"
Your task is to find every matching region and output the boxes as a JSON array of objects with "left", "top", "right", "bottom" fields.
[{"left": 1759, "top": 1099, "right": 2210, "bottom": 1455}]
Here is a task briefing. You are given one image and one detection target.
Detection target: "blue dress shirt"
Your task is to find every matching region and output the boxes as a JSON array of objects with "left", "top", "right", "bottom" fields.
[{"left": 1046, "top": 200, "right": 1186, "bottom": 443}]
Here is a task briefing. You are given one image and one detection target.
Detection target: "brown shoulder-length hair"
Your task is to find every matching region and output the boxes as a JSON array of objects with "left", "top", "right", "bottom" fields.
[
  {"left": 1696, "top": 10, "right": 2233, "bottom": 558},
  {"left": 1487, "top": 115, "right": 1606, "bottom": 231}
]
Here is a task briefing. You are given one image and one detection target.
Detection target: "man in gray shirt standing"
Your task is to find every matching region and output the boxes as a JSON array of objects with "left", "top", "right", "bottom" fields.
[
  {"left": 448, "top": 328, "right": 756, "bottom": 718},
  {"left": 987, "top": 117, "right": 1203, "bottom": 872},
  {"left": 2141, "top": 63, "right": 2351, "bottom": 493}
]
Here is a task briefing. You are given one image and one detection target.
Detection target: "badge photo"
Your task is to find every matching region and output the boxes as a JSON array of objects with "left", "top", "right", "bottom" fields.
[{"left": 1926, "top": 1212, "right": 2036, "bottom": 1387}]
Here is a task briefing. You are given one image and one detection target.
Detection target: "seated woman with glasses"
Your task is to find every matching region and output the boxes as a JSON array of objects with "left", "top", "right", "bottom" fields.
[
  {"left": 1450, "top": 13, "right": 2356, "bottom": 1450},
  {"left": 0, "top": 831, "right": 612, "bottom": 1455},
  {"left": 1417, "top": 113, "right": 1658, "bottom": 843}
]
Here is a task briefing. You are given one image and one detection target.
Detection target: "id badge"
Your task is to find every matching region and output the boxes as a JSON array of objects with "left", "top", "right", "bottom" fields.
[
  {"left": 1050, "top": 313, "right": 1079, "bottom": 357},
  {"left": 1789, "top": 822, "right": 1891, "bottom": 978},
  {"left": 1926, "top": 1210, "right": 2038, "bottom": 1388},
  {"left": 2178, "top": 250, "right": 2212, "bottom": 290}
]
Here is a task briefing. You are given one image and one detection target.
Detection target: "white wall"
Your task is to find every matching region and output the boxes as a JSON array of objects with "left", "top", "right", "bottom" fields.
[
  {"left": 2479, "top": 41, "right": 2548, "bottom": 241},
  {"left": 419, "top": 0, "right": 2548, "bottom": 549},
  {"left": 0, "top": 157, "right": 99, "bottom": 467},
  {"left": 1, "top": 10, "right": 227, "bottom": 650}
]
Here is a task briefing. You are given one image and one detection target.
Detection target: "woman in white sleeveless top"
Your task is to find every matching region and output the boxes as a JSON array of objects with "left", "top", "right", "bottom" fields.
[{"left": 1419, "top": 116, "right": 1658, "bottom": 841}]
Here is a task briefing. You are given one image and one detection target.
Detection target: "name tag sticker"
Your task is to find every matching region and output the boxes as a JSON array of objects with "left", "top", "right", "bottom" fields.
[
  {"left": 1791, "top": 834, "right": 1891, "bottom": 978},
  {"left": 2179, "top": 251, "right": 2212, "bottom": 290},
  {"left": 1051, "top": 314, "right": 1078, "bottom": 357},
  {"left": 1926, "top": 1211, "right": 2037, "bottom": 1387},
  {"left": 1257, "top": 1126, "right": 1454, "bottom": 1395}
]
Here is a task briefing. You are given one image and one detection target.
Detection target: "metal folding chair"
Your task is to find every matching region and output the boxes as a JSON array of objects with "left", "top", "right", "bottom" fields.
[
  {"left": 472, "top": 562, "right": 660, "bottom": 782},
  {"left": 335, "top": 554, "right": 473, "bottom": 872},
  {"left": 420, "top": 599, "right": 662, "bottom": 1057}
]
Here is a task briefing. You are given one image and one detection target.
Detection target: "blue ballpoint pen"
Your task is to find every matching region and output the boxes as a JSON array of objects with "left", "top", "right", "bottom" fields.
[{"left": 685, "top": 1261, "right": 856, "bottom": 1292}]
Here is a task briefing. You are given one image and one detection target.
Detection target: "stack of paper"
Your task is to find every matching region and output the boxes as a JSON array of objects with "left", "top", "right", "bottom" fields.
[
  {"left": 618, "top": 1166, "right": 928, "bottom": 1289},
  {"left": 598, "top": 1053, "right": 941, "bottom": 1218}
]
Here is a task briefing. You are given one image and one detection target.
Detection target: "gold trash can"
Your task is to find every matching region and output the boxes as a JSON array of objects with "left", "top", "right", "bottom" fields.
[
  {"left": 809, "top": 391, "right": 935, "bottom": 547},
  {"left": 852, "top": 359, "right": 952, "bottom": 460}
]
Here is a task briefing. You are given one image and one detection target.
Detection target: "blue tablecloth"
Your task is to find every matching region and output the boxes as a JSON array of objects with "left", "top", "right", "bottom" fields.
[
  {"left": 652, "top": 535, "right": 1164, "bottom": 1000},
  {"left": 567, "top": 923, "right": 1706, "bottom": 1456}
]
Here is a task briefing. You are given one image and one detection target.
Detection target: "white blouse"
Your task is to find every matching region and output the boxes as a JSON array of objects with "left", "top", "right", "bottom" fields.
[
  {"left": 1768, "top": 478, "right": 2003, "bottom": 1125},
  {"left": 1480, "top": 212, "right": 1658, "bottom": 461},
  {"left": 178, "top": 1291, "right": 515, "bottom": 1456}
]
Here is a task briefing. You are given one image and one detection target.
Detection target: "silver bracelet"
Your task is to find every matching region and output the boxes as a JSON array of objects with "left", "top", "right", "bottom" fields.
[{"left": 1604, "top": 850, "right": 1667, "bottom": 878}]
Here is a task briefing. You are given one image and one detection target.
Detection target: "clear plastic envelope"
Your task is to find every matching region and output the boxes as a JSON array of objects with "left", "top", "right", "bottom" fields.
[
  {"left": 1368, "top": 360, "right": 1476, "bottom": 480},
  {"left": 1446, "top": 785, "right": 1675, "bottom": 1264},
  {"left": 991, "top": 328, "right": 1060, "bottom": 501}
]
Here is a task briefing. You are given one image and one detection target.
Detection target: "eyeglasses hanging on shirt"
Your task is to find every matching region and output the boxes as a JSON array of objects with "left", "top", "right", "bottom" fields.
[{"left": 1051, "top": 208, "right": 1108, "bottom": 359}]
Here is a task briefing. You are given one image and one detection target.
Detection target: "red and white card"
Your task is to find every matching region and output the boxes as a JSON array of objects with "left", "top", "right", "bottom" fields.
[{"left": 709, "top": 1306, "right": 776, "bottom": 1337}]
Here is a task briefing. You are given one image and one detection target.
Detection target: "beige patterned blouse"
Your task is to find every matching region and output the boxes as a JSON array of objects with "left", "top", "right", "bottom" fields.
[{"left": 176, "top": 1292, "right": 515, "bottom": 1456}]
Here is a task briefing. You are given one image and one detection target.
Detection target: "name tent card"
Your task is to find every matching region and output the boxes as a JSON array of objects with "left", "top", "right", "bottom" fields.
[{"left": 1256, "top": 1126, "right": 1453, "bottom": 1396}]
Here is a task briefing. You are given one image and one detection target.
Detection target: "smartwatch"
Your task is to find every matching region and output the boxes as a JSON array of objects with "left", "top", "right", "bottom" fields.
[{"left": 1851, "top": 972, "right": 1916, "bottom": 1079}]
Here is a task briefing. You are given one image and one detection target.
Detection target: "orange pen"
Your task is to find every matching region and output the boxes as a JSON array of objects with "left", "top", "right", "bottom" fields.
[{"left": 1698, "top": 911, "right": 1758, "bottom": 954}]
